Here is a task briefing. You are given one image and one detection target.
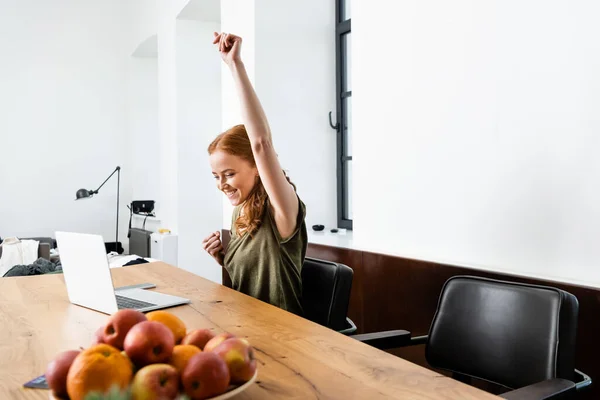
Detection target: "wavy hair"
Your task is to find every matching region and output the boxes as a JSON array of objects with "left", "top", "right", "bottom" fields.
[{"left": 208, "top": 124, "right": 295, "bottom": 237}]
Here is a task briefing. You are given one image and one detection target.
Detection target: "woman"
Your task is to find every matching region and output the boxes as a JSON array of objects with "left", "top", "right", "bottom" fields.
[{"left": 202, "top": 32, "right": 307, "bottom": 316}]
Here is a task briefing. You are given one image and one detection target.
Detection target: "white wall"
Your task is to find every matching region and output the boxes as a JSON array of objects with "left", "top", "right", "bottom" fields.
[
  {"left": 219, "top": 0, "right": 337, "bottom": 230},
  {"left": 220, "top": 0, "right": 256, "bottom": 228},
  {"left": 255, "top": 0, "right": 338, "bottom": 231},
  {"left": 127, "top": 57, "right": 159, "bottom": 202},
  {"left": 353, "top": 1, "right": 600, "bottom": 287},
  {"left": 127, "top": 0, "right": 225, "bottom": 280},
  {"left": 125, "top": 0, "right": 157, "bottom": 56},
  {"left": 152, "top": 0, "right": 223, "bottom": 236},
  {"left": 156, "top": 0, "right": 180, "bottom": 234},
  {"left": 0, "top": 0, "right": 131, "bottom": 246},
  {"left": 176, "top": 19, "right": 223, "bottom": 282}
]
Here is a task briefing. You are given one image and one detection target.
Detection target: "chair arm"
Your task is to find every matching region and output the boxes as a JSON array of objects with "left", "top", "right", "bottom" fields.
[
  {"left": 574, "top": 368, "right": 592, "bottom": 391},
  {"left": 338, "top": 317, "right": 357, "bottom": 335},
  {"left": 350, "top": 330, "right": 412, "bottom": 349},
  {"left": 500, "top": 379, "right": 575, "bottom": 400}
]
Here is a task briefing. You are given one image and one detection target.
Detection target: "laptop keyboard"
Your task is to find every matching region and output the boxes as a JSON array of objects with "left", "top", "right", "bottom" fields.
[{"left": 115, "top": 295, "right": 156, "bottom": 310}]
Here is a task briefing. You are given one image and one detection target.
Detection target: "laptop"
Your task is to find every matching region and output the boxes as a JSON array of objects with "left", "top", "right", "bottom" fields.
[{"left": 55, "top": 231, "right": 190, "bottom": 314}]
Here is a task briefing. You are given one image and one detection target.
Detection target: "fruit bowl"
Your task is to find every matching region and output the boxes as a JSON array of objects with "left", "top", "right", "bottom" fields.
[
  {"left": 48, "top": 370, "right": 257, "bottom": 400},
  {"left": 44, "top": 310, "right": 258, "bottom": 400},
  {"left": 200, "top": 369, "right": 258, "bottom": 400}
]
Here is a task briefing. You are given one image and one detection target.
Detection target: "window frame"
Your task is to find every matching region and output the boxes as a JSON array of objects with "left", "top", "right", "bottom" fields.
[{"left": 335, "top": 0, "right": 352, "bottom": 229}]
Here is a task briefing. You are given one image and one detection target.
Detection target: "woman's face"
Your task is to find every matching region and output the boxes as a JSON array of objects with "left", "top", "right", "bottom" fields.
[{"left": 209, "top": 150, "right": 258, "bottom": 206}]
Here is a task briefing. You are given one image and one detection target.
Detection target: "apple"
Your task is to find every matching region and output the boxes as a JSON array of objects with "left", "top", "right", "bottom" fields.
[
  {"left": 124, "top": 321, "right": 175, "bottom": 366},
  {"left": 91, "top": 326, "right": 105, "bottom": 345},
  {"left": 182, "top": 352, "right": 230, "bottom": 400},
  {"left": 169, "top": 345, "right": 202, "bottom": 376},
  {"left": 45, "top": 349, "right": 81, "bottom": 399},
  {"left": 203, "top": 332, "right": 235, "bottom": 353},
  {"left": 181, "top": 329, "right": 215, "bottom": 350},
  {"left": 130, "top": 364, "right": 179, "bottom": 400},
  {"left": 212, "top": 338, "right": 257, "bottom": 383},
  {"left": 102, "top": 309, "right": 147, "bottom": 350}
]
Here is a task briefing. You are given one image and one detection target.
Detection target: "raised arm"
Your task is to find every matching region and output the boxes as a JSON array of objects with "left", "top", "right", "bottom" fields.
[{"left": 213, "top": 32, "right": 299, "bottom": 239}]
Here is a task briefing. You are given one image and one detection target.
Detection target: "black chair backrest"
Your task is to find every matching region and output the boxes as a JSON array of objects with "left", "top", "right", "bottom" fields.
[
  {"left": 426, "top": 276, "right": 578, "bottom": 390},
  {"left": 301, "top": 257, "right": 353, "bottom": 332}
]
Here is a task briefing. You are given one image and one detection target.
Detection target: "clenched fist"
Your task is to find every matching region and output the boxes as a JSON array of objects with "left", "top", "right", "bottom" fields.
[{"left": 202, "top": 231, "right": 224, "bottom": 266}]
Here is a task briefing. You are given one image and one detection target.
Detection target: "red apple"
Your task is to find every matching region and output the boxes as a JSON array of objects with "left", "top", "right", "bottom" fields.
[
  {"left": 91, "top": 326, "right": 105, "bottom": 345},
  {"left": 181, "top": 329, "right": 215, "bottom": 350},
  {"left": 182, "top": 352, "right": 230, "bottom": 400},
  {"left": 203, "top": 332, "right": 235, "bottom": 353},
  {"left": 102, "top": 309, "right": 147, "bottom": 350},
  {"left": 45, "top": 349, "right": 81, "bottom": 399},
  {"left": 130, "top": 363, "right": 179, "bottom": 400},
  {"left": 212, "top": 338, "right": 257, "bottom": 383},
  {"left": 124, "top": 321, "right": 175, "bottom": 366}
]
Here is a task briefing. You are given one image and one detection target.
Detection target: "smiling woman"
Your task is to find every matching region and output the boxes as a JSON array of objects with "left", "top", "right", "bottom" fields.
[
  {"left": 201, "top": 32, "right": 308, "bottom": 317},
  {"left": 208, "top": 125, "right": 298, "bottom": 237}
]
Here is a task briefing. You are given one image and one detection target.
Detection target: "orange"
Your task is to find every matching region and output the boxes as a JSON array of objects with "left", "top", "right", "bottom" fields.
[
  {"left": 168, "top": 344, "right": 202, "bottom": 375},
  {"left": 146, "top": 311, "right": 187, "bottom": 343},
  {"left": 66, "top": 344, "right": 133, "bottom": 400}
]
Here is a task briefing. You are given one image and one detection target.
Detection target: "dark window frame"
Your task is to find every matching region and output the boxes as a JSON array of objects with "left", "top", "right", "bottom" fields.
[{"left": 335, "top": 0, "right": 352, "bottom": 229}]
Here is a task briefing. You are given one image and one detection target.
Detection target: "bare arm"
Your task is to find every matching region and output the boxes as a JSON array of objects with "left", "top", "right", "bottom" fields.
[{"left": 214, "top": 32, "right": 299, "bottom": 239}]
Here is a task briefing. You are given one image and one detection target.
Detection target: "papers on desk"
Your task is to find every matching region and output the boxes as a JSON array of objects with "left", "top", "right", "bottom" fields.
[{"left": 107, "top": 253, "right": 158, "bottom": 268}]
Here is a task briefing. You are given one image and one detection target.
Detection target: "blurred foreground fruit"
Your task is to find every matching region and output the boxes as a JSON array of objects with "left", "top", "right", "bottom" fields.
[
  {"left": 147, "top": 311, "right": 187, "bottom": 344},
  {"left": 203, "top": 332, "right": 235, "bottom": 353},
  {"left": 102, "top": 309, "right": 147, "bottom": 350},
  {"left": 46, "top": 350, "right": 81, "bottom": 399},
  {"left": 169, "top": 344, "right": 202, "bottom": 375},
  {"left": 213, "top": 338, "right": 257, "bottom": 383},
  {"left": 124, "top": 321, "right": 175, "bottom": 366},
  {"left": 131, "top": 363, "right": 179, "bottom": 400},
  {"left": 66, "top": 344, "right": 132, "bottom": 400},
  {"left": 91, "top": 326, "right": 105, "bottom": 345},
  {"left": 181, "top": 329, "right": 215, "bottom": 350},
  {"left": 182, "top": 352, "right": 230, "bottom": 400}
]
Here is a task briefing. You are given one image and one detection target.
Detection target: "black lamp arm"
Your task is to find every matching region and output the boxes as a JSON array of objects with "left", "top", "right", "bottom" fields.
[{"left": 93, "top": 166, "right": 121, "bottom": 194}]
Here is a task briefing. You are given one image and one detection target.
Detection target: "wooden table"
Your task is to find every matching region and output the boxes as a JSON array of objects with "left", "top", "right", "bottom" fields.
[{"left": 0, "top": 262, "right": 500, "bottom": 399}]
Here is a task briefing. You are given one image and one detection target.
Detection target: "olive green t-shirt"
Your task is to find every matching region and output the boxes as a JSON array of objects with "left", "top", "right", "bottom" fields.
[{"left": 224, "top": 196, "right": 307, "bottom": 316}]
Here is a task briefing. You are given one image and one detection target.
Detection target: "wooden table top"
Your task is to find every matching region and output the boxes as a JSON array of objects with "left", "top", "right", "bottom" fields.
[{"left": 0, "top": 262, "right": 499, "bottom": 399}]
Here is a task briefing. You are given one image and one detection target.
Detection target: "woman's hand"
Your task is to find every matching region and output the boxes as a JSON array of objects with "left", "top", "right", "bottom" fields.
[
  {"left": 202, "top": 231, "right": 224, "bottom": 266},
  {"left": 212, "top": 31, "right": 242, "bottom": 66}
]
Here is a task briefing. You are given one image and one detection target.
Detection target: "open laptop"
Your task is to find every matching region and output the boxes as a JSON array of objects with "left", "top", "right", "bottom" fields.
[{"left": 55, "top": 231, "right": 190, "bottom": 314}]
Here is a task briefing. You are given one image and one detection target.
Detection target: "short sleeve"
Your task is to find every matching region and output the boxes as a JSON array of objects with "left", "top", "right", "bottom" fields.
[{"left": 266, "top": 195, "right": 307, "bottom": 244}]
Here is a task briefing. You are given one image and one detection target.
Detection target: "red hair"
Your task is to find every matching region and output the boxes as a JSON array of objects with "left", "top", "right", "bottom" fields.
[{"left": 208, "top": 124, "right": 295, "bottom": 237}]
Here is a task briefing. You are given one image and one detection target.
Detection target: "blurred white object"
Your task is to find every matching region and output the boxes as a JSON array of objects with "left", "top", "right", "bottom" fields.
[
  {"left": 0, "top": 237, "right": 39, "bottom": 276},
  {"left": 150, "top": 232, "right": 178, "bottom": 266}
]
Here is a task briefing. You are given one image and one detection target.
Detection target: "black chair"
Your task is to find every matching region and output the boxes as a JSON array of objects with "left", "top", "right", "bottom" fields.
[
  {"left": 351, "top": 276, "right": 591, "bottom": 399},
  {"left": 301, "top": 257, "right": 357, "bottom": 334}
]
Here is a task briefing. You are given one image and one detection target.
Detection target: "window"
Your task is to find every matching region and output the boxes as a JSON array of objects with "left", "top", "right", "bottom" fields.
[{"left": 335, "top": 0, "right": 352, "bottom": 229}]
